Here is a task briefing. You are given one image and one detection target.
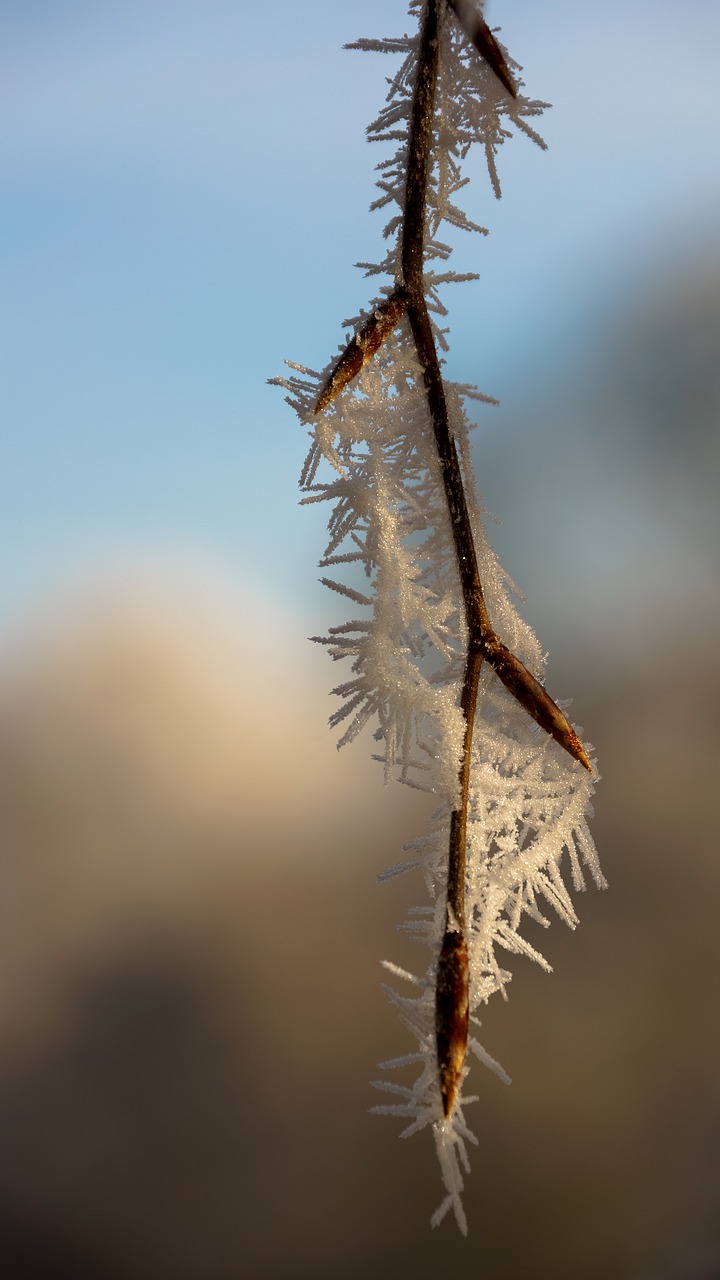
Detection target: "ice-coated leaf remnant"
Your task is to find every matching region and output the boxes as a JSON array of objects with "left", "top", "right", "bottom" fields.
[{"left": 272, "top": 0, "right": 603, "bottom": 1234}]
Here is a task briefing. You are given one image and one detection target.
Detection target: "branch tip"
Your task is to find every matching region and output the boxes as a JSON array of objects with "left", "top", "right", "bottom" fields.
[
  {"left": 314, "top": 292, "right": 408, "bottom": 414},
  {"left": 486, "top": 641, "right": 592, "bottom": 771},
  {"left": 435, "top": 927, "right": 469, "bottom": 1117},
  {"left": 447, "top": 0, "right": 518, "bottom": 98}
]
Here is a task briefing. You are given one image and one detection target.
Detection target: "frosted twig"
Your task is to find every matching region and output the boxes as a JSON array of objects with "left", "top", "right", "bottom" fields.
[
  {"left": 273, "top": 0, "right": 601, "bottom": 1234},
  {"left": 313, "top": 0, "right": 589, "bottom": 1119}
]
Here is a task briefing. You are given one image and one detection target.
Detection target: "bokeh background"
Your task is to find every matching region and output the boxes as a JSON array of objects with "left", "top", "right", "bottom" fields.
[{"left": 2, "top": 1, "right": 720, "bottom": 1276}]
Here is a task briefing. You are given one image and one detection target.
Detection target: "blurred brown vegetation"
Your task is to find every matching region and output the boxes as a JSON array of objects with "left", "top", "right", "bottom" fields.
[{"left": 0, "top": 255, "right": 719, "bottom": 1279}]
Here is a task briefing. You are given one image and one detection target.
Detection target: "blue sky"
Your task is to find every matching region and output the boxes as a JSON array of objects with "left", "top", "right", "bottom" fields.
[{"left": 2, "top": 0, "right": 720, "bottom": 634}]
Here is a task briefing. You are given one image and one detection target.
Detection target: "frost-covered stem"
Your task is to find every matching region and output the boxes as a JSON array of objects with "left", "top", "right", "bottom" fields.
[
  {"left": 273, "top": 0, "right": 604, "bottom": 1232},
  {"left": 402, "top": 0, "right": 494, "bottom": 1118},
  {"left": 401, "top": 0, "right": 590, "bottom": 1116},
  {"left": 447, "top": 646, "right": 482, "bottom": 925},
  {"left": 404, "top": 1, "right": 475, "bottom": 1116},
  {"left": 433, "top": 642, "right": 481, "bottom": 1111},
  {"left": 311, "top": 0, "right": 592, "bottom": 1121}
]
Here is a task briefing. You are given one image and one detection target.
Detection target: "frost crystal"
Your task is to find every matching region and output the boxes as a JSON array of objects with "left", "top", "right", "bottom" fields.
[{"left": 272, "top": 0, "right": 602, "bottom": 1234}]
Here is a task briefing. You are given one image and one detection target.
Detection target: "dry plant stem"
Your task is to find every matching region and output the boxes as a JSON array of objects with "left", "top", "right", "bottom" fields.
[
  {"left": 314, "top": 0, "right": 591, "bottom": 1119},
  {"left": 404, "top": 0, "right": 489, "bottom": 1120}
]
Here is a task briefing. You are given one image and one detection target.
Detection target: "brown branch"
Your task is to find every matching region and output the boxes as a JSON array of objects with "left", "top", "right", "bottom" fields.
[
  {"left": 314, "top": 0, "right": 589, "bottom": 1118},
  {"left": 402, "top": 0, "right": 591, "bottom": 1118}
]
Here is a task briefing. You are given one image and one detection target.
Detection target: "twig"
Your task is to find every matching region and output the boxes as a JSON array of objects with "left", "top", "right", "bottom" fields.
[{"left": 313, "top": 0, "right": 590, "bottom": 1119}]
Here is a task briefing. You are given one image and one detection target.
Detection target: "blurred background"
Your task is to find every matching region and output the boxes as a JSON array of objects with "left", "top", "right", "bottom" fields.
[{"left": 1, "top": 1, "right": 720, "bottom": 1276}]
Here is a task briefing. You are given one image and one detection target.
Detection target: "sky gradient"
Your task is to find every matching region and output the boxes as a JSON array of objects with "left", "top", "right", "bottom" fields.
[{"left": 2, "top": 0, "right": 720, "bottom": 632}]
